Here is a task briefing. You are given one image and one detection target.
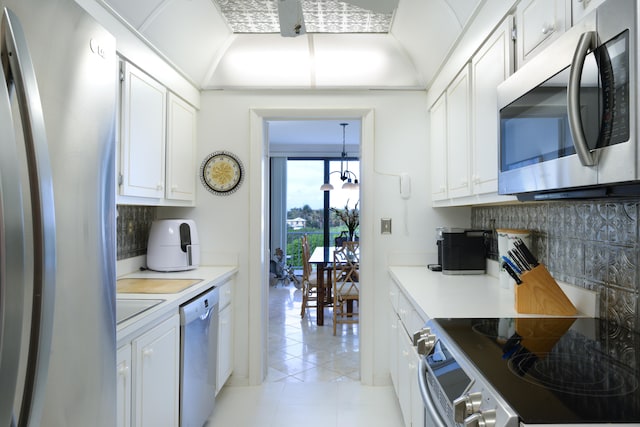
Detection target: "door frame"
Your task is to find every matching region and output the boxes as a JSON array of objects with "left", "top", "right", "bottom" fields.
[{"left": 248, "top": 108, "right": 375, "bottom": 384}]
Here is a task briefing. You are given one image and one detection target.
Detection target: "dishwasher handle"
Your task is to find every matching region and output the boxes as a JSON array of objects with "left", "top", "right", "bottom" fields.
[{"left": 180, "top": 287, "right": 219, "bottom": 325}]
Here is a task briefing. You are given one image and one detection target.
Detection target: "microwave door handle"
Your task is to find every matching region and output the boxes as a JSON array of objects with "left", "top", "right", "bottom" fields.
[
  {"left": 2, "top": 8, "right": 57, "bottom": 427},
  {"left": 568, "top": 31, "right": 600, "bottom": 166}
]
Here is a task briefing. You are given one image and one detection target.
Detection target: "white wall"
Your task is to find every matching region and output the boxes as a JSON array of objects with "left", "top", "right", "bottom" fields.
[{"left": 163, "top": 89, "right": 471, "bottom": 385}]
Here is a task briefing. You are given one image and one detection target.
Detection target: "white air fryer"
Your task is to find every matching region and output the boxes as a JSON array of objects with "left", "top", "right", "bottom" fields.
[{"left": 147, "top": 219, "right": 200, "bottom": 271}]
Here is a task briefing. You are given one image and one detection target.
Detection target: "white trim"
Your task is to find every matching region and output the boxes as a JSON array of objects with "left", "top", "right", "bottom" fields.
[{"left": 249, "top": 107, "right": 375, "bottom": 384}]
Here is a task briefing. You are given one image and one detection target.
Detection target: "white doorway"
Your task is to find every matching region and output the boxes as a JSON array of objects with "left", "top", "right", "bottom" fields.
[{"left": 247, "top": 108, "right": 375, "bottom": 385}]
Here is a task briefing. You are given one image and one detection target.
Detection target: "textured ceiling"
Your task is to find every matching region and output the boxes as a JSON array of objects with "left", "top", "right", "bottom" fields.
[
  {"left": 213, "top": 0, "right": 393, "bottom": 33},
  {"left": 96, "top": 0, "right": 483, "bottom": 89}
]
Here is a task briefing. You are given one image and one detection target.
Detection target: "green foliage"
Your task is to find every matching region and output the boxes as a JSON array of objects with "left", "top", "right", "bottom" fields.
[
  {"left": 282, "top": 202, "right": 359, "bottom": 268},
  {"left": 329, "top": 200, "right": 359, "bottom": 238}
]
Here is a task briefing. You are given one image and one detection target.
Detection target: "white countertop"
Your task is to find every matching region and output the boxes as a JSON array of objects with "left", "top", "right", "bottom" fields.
[
  {"left": 116, "top": 265, "right": 238, "bottom": 346},
  {"left": 389, "top": 265, "right": 597, "bottom": 320}
]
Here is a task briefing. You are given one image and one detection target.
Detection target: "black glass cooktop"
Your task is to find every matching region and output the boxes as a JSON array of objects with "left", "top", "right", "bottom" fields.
[{"left": 432, "top": 317, "right": 640, "bottom": 424}]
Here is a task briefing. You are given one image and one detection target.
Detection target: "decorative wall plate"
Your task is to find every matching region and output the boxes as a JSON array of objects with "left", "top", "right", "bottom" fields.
[{"left": 200, "top": 151, "right": 245, "bottom": 195}]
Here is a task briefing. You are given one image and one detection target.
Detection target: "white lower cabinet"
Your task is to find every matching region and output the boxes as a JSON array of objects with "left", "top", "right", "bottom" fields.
[
  {"left": 134, "top": 314, "right": 180, "bottom": 427},
  {"left": 117, "top": 314, "right": 180, "bottom": 427},
  {"left": 216, "top": 280, "right": 234, "bottom": 394},
  {"left": 116, "top": 344, "right": 132, "bottom": 427},
  {"left": 390, "top": 279, "right": 426, "bottom": 427}
]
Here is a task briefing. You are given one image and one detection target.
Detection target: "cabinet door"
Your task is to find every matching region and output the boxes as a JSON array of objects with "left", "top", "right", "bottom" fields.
[
  {"left": 516, "top": 0, "right": 570, "bottom": 67},
  {"left": 430, "top": 94, "right": 448, "bottom": 201},
  {"left": 397, "top": 330, "right": 412, "bottom": 427},
  {"left": 471, "top": 17, "right": 514, "bottom": 195},
  {"left": 572, "top": 0, "right": 605, "bottom": 23},
  {"left": 120, "top": 61, "right": 167, "bottom": 198},
  {"left": 133, "top": 314, "right": 180, "bottom": 427},
  {"left": 389, "top": 305, "right": 399, "bottom": 396},
  {"left": 116, "top": 344, "right": 132, "bottom": 427},
  {"left": 166, "top": 93, "right": 196, "bottom": 202},
  {"left": 446, "top": 65, "right": 472, "bottom": 199},
  {"left": 217, "top": 304, "right": 233, "bottom": 394}
]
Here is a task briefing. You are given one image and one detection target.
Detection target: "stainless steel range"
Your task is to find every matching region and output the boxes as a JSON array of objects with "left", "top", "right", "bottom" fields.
[{"left": 418, "top": 317, "right": 640, "bottom": 427}]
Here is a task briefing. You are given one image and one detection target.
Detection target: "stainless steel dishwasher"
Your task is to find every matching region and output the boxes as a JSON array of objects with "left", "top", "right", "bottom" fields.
[{"left": 179, "top": 286, "right": 219, "bottom": 427}]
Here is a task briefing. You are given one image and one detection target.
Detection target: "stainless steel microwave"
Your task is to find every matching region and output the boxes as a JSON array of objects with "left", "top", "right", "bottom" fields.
[{"left": 497, "top": 0, "right": 637, "bottom": 200}]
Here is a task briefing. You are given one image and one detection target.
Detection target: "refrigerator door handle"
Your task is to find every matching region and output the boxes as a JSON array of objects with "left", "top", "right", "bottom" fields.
[
  {"left": 1, "top": 8, "right": 57, "bottom": 427},
  {"left": 0, "top": 38, "right": 26, "bottom": 427}
]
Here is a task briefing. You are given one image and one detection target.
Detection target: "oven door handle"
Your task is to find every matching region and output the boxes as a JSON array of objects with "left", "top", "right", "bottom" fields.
[{"left": 418, "top": 356, "right": 449, "bottom": 427}]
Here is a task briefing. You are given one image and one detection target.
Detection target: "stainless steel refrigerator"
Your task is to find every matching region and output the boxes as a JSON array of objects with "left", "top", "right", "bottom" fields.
[{"left": 0, "top": 0, "right": 117, "bottom": 425}]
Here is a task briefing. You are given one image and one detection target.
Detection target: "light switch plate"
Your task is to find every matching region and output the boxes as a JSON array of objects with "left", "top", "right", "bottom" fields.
[{"left": 381, "top": 218, "right": 392, "bottom": 234}]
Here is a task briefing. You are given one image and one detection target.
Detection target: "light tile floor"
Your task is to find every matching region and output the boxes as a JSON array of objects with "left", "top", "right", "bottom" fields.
[{"left": 206, "top": 281, "right": 405, "bottom": 427}]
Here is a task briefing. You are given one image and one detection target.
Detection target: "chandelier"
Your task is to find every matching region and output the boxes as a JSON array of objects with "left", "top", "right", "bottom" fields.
[{"left": 320, "top": 123, "right": 359, "bottom": 191}]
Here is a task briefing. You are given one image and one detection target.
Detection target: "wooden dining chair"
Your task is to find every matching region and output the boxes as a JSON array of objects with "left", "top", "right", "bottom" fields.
[
  {"left": 300, "top": 235, "right": 318, "bottom": 318},
  {"left": 332, "top": 241, "right": 359, "bottom": 335}
]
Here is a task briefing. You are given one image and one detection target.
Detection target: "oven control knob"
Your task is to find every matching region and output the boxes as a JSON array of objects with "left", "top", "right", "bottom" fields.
[
  {"left": 412, "top": 327, "right": 431, "bottom": 346},
  {"left": 416, "top": 334, "right": 436, "bottom": 356},
  {"left": 453, "top": 392, "right": 482, "bottom": 422},
  {"left": 464, "top": 409, "right": 496, "bottom": 427}
]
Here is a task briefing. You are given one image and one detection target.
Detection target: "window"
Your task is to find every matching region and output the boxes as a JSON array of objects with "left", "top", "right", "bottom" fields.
[{"left": 284, "top": 158, "right": 359, "bottom": 269}]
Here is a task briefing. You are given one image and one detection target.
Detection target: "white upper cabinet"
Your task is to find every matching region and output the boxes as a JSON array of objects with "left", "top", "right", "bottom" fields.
[
  {"left": 166, "top": 93, "right": 197, "bottom": 202},
  {"left": 430, "top": 94, "right": 448, "bottom": 202},
  {"left": 446, "top": 65, "right": 472, "bottom": 199},
  {"left": 430, "top": 15, "right": 517, "bottom": 206},
  {"left": 470, "top": 17, "right": 514, "bottom": 196},
  {"left": 571, "top": 0, "right": 606, "bottom": 23},
  {"left": 516, "top": 0, "right": 571, "bottom": 67},
  {"left": 118, "top": 60, "right": 197, "bottom": 206},
  {"left": 119, "top": 61, "right": 167, "bottom": 199}
]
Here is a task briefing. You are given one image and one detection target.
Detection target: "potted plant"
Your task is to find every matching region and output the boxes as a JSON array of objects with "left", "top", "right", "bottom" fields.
[{"left": 331, "top": 200, "right": 359, "bottom": 245}]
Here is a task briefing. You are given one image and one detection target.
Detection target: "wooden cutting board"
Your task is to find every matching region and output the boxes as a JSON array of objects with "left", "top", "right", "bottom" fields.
[{"left": 117, "top": 278, "right": 202, "bottom": 294}]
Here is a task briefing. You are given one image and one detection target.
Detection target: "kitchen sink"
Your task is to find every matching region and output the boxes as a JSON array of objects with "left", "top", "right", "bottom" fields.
[{"left": 116, "top": 298, "right": 165, "bottom": 324}]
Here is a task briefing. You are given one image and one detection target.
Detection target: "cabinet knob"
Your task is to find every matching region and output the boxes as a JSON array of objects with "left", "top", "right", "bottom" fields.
[
  {"left": 143, "top": 348, "right": 154, "bottom": 357},
  {"left": 156, "top": 183, "right": 164, "bottom": 191},
  {"left": 541, "top": 24, "right": 554, "bottom": 35},
  {"left": 118, "top": 365, "right": 129, "bottom": 377}
]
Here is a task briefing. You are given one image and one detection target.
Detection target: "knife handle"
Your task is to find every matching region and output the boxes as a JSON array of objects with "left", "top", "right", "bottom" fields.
[
  {"left": 514, "top": 238, "right": 539, "bottom": 267},
  {"left": 501, "top": 255, "right": 521, "bottom": 275},
  {"left": 508, "top": 249, "right": 529, "bottom": 272},
  {"left": 502, "top": 262, "right": 523, "bottom": 285}
]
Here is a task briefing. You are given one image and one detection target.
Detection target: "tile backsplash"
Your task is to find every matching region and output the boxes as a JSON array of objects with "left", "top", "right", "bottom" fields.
[
  {"left": 472, "top": 200, "right": 640, "bottom": 332},
  {"left": 117, "top": 200, "right": 639, "bottom": 331},
  {"left": 117, "top": 205, "right": 156, "bottom": 260}
]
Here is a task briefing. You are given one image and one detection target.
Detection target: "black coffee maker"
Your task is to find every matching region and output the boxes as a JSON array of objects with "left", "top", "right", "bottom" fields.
[{"left": 431, "top": 227, "right": 487, "bottom": 275}]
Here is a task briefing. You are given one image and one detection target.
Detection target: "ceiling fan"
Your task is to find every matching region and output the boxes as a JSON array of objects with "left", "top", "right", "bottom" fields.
[{"left": 277, "top": 0, "right": 399, "bottom": 37}]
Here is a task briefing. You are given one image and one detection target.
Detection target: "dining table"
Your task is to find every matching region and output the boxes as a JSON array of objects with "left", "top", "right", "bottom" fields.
[{"left": 307, "top": 246, "right": 336, "bottom": 326}]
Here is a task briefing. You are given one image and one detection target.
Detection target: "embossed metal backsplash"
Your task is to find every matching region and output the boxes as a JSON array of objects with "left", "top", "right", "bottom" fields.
[
  {"left": 473, "top": 200, "right": 640, "bottom": 332},
  {"left": 117, "top": 205, "right": 156, "bottom": 260}
]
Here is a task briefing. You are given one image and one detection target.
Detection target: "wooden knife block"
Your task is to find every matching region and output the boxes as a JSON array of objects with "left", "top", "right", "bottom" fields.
[{"left": 515, "top": 264, "right": 577, "bottom": 316}]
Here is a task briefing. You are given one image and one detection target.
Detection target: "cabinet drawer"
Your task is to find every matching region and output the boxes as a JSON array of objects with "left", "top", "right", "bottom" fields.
[{"left": 218, "top": 280, "right": 232, "bottom": 310}]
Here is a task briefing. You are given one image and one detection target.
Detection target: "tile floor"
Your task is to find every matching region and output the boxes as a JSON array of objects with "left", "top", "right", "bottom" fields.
[{"left": 206, "top": 280, "right": 405, "bottom": 427}]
